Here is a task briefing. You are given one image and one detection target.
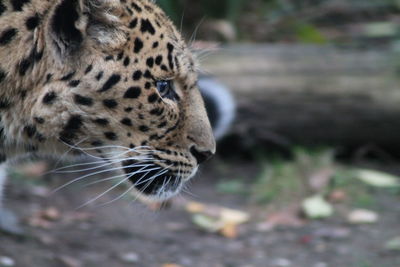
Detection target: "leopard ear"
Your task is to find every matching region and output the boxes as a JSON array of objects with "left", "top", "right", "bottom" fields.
[
  {"left": 48, "top": 0, "right": 86, "bottom": 58},
  {"left": 48, "top": 0, "right": 124, "bottom": 59}
]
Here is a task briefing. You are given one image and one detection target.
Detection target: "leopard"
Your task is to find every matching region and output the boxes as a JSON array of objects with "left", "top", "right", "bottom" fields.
[{"left": 0, "top": 0, "right": 216, "bottom": 204}]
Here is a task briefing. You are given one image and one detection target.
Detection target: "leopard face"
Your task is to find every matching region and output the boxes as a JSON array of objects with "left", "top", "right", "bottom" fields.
[{"left": 0, "top": 0, "right": 215, "bottom": 201}]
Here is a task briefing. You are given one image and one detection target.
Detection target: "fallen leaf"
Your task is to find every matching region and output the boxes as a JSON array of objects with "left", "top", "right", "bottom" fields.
[
  {"left": 28, "top": 207, "right": 61, "bottom": 229},
  {"left": 356, "top": 170, "right": 399, "bottom": 188},
  {"left": 0, "top": 256, "right": 15, "bottom": 267},
  {"left": 220, "top": 208, "right": 250, "bottom": 225},
  {"left": 385, "top": 236, "right": 400, "bottom": 251},
  {"left": 185, "top": 202, "right": 206, "bottom": 213},
  {"left": 119, "top": 252, "right": 140, "bottom": 263},
  {"left": 257, "top": 209, "right": 305, "bottom": 232},
  {"left": 347, "top": 209, "right": 378, "bottom": 224},
  {"left": 220, "top": 223, "right": 238, "bottom": 239},
  {"left": 328, "top": 190, "right": 347, "bottom": 203},
  {"left": 192, "top": 214, "right": 221, "bottom": 233},
  {"left": 41, "top": 207, "right": 61, "bottom": 221},
  {"left": 187, "top": 201, "right": 250, "bottom": 238},
  {"left": 302, "top": 195, "right": 333, "bottom": 219}
]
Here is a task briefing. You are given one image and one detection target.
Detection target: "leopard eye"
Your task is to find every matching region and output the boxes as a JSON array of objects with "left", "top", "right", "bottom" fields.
[{"left": 156, "top": 80, "right": 178, "bottom": 101}]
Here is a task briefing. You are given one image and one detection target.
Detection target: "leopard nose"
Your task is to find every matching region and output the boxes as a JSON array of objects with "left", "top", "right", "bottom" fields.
[{"left": 190, "top": 146, "right": 214, "bottom": 164}]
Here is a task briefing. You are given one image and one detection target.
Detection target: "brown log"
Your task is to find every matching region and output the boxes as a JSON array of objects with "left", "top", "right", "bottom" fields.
[{"left": 202, "top": 45, "right": 400, "bottom": 150}]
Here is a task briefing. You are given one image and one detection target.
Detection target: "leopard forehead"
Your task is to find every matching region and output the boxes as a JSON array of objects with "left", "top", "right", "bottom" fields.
[{"left": 0, "top": 0, "right": 215, "bottom": 199}]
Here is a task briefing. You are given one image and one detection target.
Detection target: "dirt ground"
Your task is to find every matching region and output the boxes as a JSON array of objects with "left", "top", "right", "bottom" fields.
[{"left": 1, "top": 158, "right": 400, "bottom": 267}]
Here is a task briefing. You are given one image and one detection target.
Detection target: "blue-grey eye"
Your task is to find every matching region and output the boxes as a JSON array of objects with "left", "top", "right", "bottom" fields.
[{"left": 156, "top": 80, "right": 178, "bottom": 100}]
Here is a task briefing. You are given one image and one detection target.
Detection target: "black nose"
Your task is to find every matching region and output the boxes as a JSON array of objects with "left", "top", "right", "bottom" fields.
[{"left": 190, "top": 147, "right": 214, "bottom": 164}]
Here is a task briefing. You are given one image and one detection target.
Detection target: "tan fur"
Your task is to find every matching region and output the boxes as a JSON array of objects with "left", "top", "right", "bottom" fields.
[{"left": 0, "top": 0, "right": 215, "bottom": 200}]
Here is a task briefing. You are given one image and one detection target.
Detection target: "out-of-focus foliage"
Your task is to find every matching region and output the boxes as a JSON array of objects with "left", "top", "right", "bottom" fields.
[{"left": 157, "top": 0, "right": 400, "bottom": 45}]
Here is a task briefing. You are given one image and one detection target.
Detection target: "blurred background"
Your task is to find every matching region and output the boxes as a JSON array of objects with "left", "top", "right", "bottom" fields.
[{"left": 2, "top": 0, "right": 400, "bottom": 266}]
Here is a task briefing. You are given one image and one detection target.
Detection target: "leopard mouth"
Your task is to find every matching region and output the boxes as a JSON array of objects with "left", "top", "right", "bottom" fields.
[{"left": 122, "top": 160, "right": 182, "bottom": 198}]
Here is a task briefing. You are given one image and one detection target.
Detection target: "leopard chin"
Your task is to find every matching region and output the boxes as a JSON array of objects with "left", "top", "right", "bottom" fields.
[{"left": 122, "top": 161, "right": 194, "bottom": 201}]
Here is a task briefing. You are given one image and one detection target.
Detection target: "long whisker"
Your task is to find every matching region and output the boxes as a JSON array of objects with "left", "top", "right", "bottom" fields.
[
  {"left": 84, "top": 166, "right": 161, "bottom": 187},
  {"left": 51, "top": 162, "right": 154, "bottom": 193},
  {"left": 96, "top": 184, "right": 136, "bottom": 207},
  {"left": 76, "top": 174, "right": 134, "bottom": 210}
]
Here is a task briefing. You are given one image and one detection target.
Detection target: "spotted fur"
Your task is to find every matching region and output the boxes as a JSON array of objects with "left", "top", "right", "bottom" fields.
[{"left": 0, "top": 0, "right": 215, "bottom": 200}]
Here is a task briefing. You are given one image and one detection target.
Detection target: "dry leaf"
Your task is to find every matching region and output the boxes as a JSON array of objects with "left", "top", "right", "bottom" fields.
[
  {"left": 302, "top": 195, "right": 333, "bottom": 219},
  {"left": 328, "top": 190, "right": 347, "bottom": 202},
  {"left": 356, "top": 170, "right": 399, "bottom": 188},
  {"left": 186, "top": 202, "right": 206, "bottom": 213},
  {"left": 220, "top": 223, "right": 238, "bottom": 239},
  {"left": 347, "top": 209, "right": 378, "bottom": 224}
]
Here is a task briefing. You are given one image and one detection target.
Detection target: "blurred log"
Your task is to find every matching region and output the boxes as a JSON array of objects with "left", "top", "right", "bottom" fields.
[{"left": 202, "top": 45, "right": 400, "bottom": 151}]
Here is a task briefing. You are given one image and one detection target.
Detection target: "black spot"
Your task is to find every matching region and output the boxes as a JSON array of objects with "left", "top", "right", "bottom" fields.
[
  {"left": 145, "top": 82, "right": 151, "bottom": 89},
  {"left": 104, "top": 132, "right": 117, "bottom": 141},
  {"left": 98, "top": 74, "right": 121, "bottom": 92},
  {"left": 123, "top": 57, "right": 130, "bottom": 67},
  {"left": 11, "top": 0, "right": 30, "bottom": 11},
  {"left": 124, "top": 87, "right": 141, "bottom": 99},
  {"left": 133, "top": 38, "right": 143, "bottom": 53},
  {"left": 140, "top": 19, "right": 155, "bottom": 35},
  {"left": 42, "top": 92, "right": 57, "bottom": 104},
  {"left": 0, "top": 70, "right": 6, "bottom": 83},
  {"left": 150, "top": 108, "right": 160, "bottom": 116},
  {"left": 148, "top": 93, "right": 158, "bottom": 103},
  {"left": 95, "top": 71, "right": 104, "bottom": 81},
  {"left": 105, "top": 55, "right": 113, "bottom": 61},
  {"left": 121, "top": 118, "right": 133, "bottom": 126},
  {"left": 74, "top": 94, "right": 93, "bottom": 106},
  {"left": 117, "top": 52, "right": 124, "bottom": 61},
  {"left": 84, "top": 64, "right": 93, "bottom": 74},
  {"left": 125, "top": 6, "right": 133, "bottom": 15},
  {"left": 131, "top": 2, "right": 142, "bottom": 12},
  {"left": 139, "top": 125, "right": 149, "bottom": 132},
  {"left": 129, "top": 18, "right": 138, "bottom": 29},
  {"left": 103, "top": 99, "right": 118, "bottom": 108},
  {"left": 132, "top": 70, "right": 142, "bottom": 81},
  {"left": 69, "top": 80, "right": 81, "bottom": 87},
  {"left": 91, "top": 140, "right": 103, "bottom": 147},
  {"left": 0, "top": 28, "right": 17, "bottom": 45},
  {"left": 60, "top": 115, "right": 83, "bottom": 143},
  {"left": 146, "top": 57, "right": 154, "bottom": 68},
  {"left": 20, "top": 89, "right": 27, "bottom": 99},
  {"left": 167, "top": 43, "right": 174, "bottom": 70},
  {"left": 26, "top": 13, "right": 40, "bottom": 30},
  {"left": 158, "top": 121, "right": 167, "bottom": 128},
  {"left": 0, "top": 2, "right": 6, "bottom": 16},
  {"left": 34, "top": 117, "right": 45, "bottom": 124},
  {"left": 161, "top": 65, "right": 168, "bottom": 72},
  {"left": 24, "top": 125, "right": 36, "bottom": 138},
  {"left": 18, "top": 58, "right": 31, "bottom": 76},
  {"left": 125, "top": 107, "right": 133, "bottom": 113},
  {"left": 0, "top": 99, "right": 10, "bottom": 109},
  {"left": 45, "top": 73, "right": 53, "bottom": 83},
  {"left": 24, "top": 50, "right": 39, "bottom": 70},
  {"left": 93, "top": 118, "right": 109, "bottom": 126},
  {"left": 144, "top": 70, "right": 153, "bottom": 80},
  {"left": 152, "top": 41, "right": 159, "bottom": 48},
  {"left": 61, "top": 71, "right": 76, "bottom": 81},
  {"left": 155, "top": 55, "right": 163, "bottom": 65}
]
